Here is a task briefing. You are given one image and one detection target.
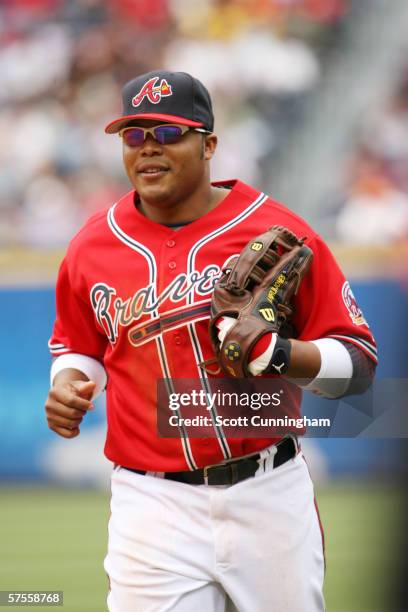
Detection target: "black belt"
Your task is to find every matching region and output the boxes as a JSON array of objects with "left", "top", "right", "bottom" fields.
[{"left": 122, "top": 437, "right": 297, "bottom": 486}]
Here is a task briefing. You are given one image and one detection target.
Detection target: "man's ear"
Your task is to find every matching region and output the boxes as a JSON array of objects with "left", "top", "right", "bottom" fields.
[{"left": 204, "top": 133, "right": 218, "bottom": 161}]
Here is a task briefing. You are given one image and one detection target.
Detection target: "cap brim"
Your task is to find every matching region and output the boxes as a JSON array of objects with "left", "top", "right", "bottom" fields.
[{"left": 105, "top": 113, "right": 205, "bottom": 134}]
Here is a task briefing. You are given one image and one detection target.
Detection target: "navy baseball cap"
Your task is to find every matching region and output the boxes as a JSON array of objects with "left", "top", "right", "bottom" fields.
[{"left": 105, "top": 70, "right": 214, "bottom": 134}]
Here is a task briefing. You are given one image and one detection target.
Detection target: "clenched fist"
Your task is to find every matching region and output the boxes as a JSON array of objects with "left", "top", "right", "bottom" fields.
[{"left": 45, "top": 370, "right": 96, "bottom": 439}]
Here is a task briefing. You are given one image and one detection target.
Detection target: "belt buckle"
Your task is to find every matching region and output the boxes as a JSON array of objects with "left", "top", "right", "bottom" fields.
[
  {"left": 203, "top": 460, "right": 223, "bottom": 485},
  {"left": 202, "top": 452, "right": 261, "bottom": 486}
]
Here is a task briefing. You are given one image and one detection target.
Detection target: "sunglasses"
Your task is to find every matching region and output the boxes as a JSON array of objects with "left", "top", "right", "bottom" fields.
[{"left": 119, "top": 124, "right": 211, "bottom": 147}]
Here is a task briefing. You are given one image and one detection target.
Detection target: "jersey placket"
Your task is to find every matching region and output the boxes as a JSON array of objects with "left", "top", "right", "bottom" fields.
[{"left": 156, "top": 231, "right": 233, "bottom": 467}]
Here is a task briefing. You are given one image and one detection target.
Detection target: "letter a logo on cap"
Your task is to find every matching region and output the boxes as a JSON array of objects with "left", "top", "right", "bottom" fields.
[{"left": 132, "top": 77, "right": 173, "bottom": 107}]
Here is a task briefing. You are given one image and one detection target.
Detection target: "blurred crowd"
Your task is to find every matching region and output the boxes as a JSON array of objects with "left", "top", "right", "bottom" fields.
[
  {"left": 4, "top": 0, "right": 407, "bottom": 250},
  {"left": 333, "top": 68, "right": 408, "bottom": 246},
  {"left": 0, "top": 0, "right": 350, "bottom": 248}
]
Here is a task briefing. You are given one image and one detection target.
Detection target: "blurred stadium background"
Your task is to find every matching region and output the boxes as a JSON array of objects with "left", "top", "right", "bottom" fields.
[{"left": 1, "top": 1, "right": 408, "bottom": 611}]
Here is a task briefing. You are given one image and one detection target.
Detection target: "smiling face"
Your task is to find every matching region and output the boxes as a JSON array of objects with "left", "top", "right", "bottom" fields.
[{"left": 121, "top": 119, "right": 218, "bottom": 222}]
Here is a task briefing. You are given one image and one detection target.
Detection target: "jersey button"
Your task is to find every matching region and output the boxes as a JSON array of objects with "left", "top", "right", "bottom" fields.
[
  {"left": 168, "top": 261, "right": 177, "bottom": 270},
  {"left": 166, "top": 239, "right": 176, "bottom": 248},
  {"left": 174, "top": 335, "right": 182, "bottom": 345}
]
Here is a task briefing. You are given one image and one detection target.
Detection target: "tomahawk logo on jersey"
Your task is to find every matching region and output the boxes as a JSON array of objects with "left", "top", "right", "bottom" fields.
[{"left": 49, "top": 180, "right": 377, "bottom": 471}]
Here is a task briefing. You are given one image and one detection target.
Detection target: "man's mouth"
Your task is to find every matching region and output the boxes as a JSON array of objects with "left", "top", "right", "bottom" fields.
[{"left": 137, "top": 165, "right": 169, "bottom": 178}]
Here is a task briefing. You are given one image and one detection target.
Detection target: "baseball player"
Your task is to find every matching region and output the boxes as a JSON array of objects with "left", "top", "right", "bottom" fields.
[{"left": 45, "top": 70, "right": 377, "bottom": 612}]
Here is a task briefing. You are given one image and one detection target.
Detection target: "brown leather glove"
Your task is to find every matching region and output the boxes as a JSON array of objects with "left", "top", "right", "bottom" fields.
[{"left": 206, "top": 225, "right": 313, "bottom": 377}]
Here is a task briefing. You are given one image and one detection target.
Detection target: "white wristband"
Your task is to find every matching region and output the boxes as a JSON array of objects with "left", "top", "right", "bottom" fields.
[
  {"left": 50, "top": 353, "right": 107, "bottom": 400},
  {"left": 300, "top": 338, "right": 353, "bottom": 399}
]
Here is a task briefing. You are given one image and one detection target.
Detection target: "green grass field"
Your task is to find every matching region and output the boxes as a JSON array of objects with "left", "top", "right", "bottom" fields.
[{"left": 0, "top": 483, "right": 398, "bottom": 611}]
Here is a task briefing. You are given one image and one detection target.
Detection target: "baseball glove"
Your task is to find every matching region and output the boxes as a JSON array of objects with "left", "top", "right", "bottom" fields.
[{"left": 203, "top": 225, "right": 313, "bottom": 377}]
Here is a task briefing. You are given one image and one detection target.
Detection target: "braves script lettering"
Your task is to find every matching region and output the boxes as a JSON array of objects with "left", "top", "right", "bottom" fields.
[{"left": 90, "top": 265, "right": 221, "bottom": 343}]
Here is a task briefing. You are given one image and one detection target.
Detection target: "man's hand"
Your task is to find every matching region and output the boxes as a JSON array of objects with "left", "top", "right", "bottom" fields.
[
  {"left": 216, "top": 316, "right": 321, "bottom": 379},
  {"left": 45, "top": 378, "right": 96, "bottom": 439}
]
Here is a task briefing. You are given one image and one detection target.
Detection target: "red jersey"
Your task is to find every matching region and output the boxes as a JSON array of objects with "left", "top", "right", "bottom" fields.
[{"left": 49, "top": 180, "right": 377, "bottom": 470}]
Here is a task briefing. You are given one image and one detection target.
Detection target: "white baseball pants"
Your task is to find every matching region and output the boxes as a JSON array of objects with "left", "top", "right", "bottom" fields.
[{"left": 104, "top": 450, "right": 325, "bottom": 612}]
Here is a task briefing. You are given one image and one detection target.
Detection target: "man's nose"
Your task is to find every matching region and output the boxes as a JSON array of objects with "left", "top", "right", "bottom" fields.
[{"left": 140, "top": 133, "right": 162, "bottom": 154}]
